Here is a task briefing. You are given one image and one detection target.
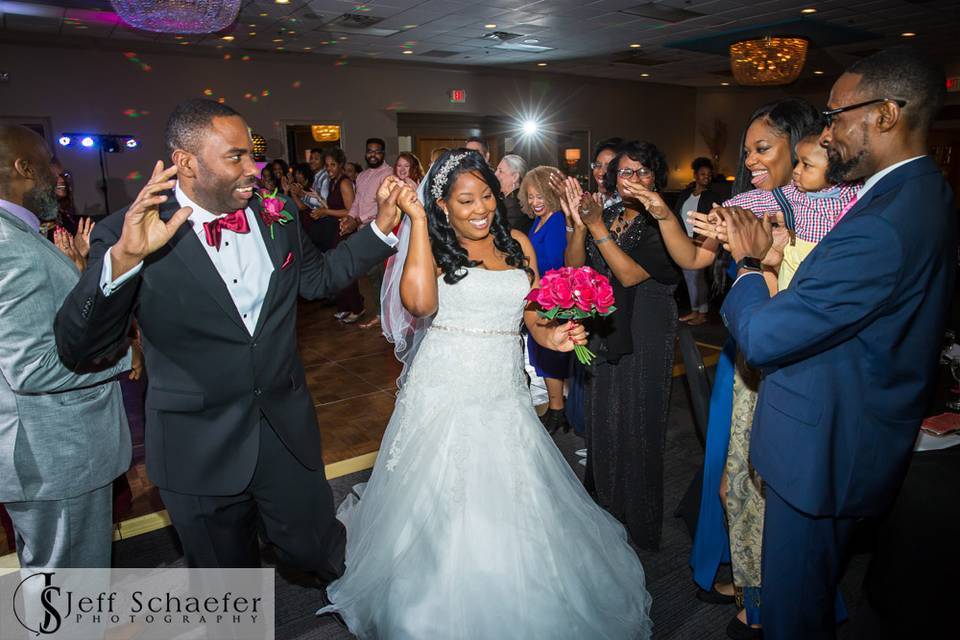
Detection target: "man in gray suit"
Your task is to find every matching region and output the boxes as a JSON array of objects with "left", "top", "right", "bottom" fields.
[{"left": 0, "top": 125, "right": 132, "bottom": 568}]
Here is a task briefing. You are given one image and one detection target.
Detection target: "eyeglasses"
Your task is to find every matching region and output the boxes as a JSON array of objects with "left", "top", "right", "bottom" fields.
[
  {"left": 822, "top": 98, "right": 906, "bottom": 126},
  {"left": 589, "top": 161, "right": 606, "bottom": 170},
  {"left": 616, "top": 168, "right": 653, "bottom": 179}
]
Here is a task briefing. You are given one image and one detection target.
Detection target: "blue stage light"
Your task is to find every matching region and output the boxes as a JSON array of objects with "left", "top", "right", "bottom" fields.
[
  {"left": 125, "top": 138, "right": 138, "bottom": 149},
  {"left": 80, "top": 136, "right": 95, "bottom": 148},
  {"left": 58, "top": 136, "right": 72, "bottom": 147}
]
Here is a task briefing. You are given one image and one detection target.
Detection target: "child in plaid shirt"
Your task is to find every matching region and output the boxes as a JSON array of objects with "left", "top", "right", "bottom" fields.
[{"left": 720, "top": 134, "right": 860, "bottom": 287}]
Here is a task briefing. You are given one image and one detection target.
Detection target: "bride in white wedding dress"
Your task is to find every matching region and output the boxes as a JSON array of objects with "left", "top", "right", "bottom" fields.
[{"left": 317, "top": 151, "right": 652, "bottom": 639}]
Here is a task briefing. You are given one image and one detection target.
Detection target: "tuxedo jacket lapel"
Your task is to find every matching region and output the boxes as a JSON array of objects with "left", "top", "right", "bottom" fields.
[{"left": 162, "top": 201, "right": 248, "bottom": 335}]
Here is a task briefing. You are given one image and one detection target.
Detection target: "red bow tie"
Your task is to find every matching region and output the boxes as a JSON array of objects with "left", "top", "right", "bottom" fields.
[{"left": 203, "top": 209, "right": 250, "bottom": 250}]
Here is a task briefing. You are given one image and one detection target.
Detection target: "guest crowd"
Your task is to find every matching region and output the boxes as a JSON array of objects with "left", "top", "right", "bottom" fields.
[{"left": 0, "top": 45, "right": 955, "bottom": 640}]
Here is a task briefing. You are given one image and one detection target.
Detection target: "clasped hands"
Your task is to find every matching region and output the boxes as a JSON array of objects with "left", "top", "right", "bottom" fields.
[{"left": 687, "top": 207, "right": 785, "bottom": 265}]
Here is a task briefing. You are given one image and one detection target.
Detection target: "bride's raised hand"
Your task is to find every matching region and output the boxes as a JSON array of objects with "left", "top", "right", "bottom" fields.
[
  {"left": 396, "top": 186, "right": 427, "bottom": 221},
  {"left": 619, "top": 181, "right": 670, "bottom": 221}
]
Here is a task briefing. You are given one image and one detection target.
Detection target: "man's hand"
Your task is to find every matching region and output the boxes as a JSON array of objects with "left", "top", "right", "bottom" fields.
[
  {"left": 714, "top": 206, "right": 773, "bottom": 263},
  {"left": 112, "top": 161, "right": 192, "bottom": 278},
  {"left": 339, "top": 215, "right": 360, "bottom": 236},
  {"left": 374, "top": 176, "right": 404, "bottom": 235}
]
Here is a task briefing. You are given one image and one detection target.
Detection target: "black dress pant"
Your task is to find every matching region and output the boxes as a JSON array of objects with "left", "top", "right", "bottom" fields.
[{"left": 159, "top": 417, "right": 345, "bottom": 581}]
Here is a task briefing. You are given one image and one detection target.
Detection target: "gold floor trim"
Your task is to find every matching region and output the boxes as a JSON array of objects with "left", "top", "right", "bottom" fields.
[{"left": 0, "top": 348, "right": 721, "bottom": 569}]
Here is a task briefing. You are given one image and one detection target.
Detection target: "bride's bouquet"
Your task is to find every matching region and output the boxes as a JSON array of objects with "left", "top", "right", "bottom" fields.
[{"left": 526, "top": 266, "right": 616, "bottom": 365}]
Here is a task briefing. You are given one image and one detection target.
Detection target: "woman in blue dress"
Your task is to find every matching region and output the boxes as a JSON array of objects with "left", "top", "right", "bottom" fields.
[{"left": 520, "top": 166, "right": 570, "bottom": 433}]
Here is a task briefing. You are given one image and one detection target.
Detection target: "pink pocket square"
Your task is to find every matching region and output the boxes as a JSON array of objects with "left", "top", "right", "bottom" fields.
[{"left": 281, "top": 251, "right": 294, "bottom": 269}]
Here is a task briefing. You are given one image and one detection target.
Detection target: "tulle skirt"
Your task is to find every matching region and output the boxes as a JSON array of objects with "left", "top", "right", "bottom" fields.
[{"left": 317, "top": 330, "right": 653, "bottom": 639}]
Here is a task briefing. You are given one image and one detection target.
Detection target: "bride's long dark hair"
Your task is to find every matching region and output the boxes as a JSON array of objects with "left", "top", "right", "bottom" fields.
[{"left": 425, "top": 149, "right": 532, "bottom": 285}]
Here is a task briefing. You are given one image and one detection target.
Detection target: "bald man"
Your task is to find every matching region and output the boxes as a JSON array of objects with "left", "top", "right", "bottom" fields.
[{"left": 0, "top": 125, "right": 132, "bottom": 568}]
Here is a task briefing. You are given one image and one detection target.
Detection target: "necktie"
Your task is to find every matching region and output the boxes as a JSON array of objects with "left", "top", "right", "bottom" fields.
[
  {"left": 834, "top": 193, "right": 859, "bottom": 224},
  {"left": 203, "top": 209, "right": 250, "bottom": 250}
]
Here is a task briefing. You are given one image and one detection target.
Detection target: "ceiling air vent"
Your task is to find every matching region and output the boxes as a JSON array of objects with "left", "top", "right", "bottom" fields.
[
  {"left": 483, "top": 31, "right": 524, "bottom": 42},
  {"left": 320, "top": 13, "right": 399, "bottom": 37},
  {"left": 619, "top": 3, "right": 705, "bottom": 23}
]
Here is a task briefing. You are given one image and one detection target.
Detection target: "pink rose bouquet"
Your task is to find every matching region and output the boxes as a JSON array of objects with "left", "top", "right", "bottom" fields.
[
  {"left": 525, "top": 266, "right": 616, "bottom": 365},
  {"left": 258, "top": 188, "right": 293, "bottom": 239}
]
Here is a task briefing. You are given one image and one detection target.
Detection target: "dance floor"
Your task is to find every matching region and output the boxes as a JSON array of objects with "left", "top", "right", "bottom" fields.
[{"left": 0, "top": 277, "right": 723, "bottom": 560}]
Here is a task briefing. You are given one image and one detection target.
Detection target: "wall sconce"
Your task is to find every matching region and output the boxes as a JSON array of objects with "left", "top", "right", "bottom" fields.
[{"left": 564, "top": 148, "right": 581, "bottom": 168}]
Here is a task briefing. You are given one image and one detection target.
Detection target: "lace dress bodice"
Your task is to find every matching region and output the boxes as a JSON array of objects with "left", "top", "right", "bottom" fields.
[{"left": 402, "top": 267, "right": 531, "bottom": 398}]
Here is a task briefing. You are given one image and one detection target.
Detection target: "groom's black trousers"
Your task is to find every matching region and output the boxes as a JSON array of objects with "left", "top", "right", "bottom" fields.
[{"left": 159, "top": 417, "right": 346, "bottom": 580}]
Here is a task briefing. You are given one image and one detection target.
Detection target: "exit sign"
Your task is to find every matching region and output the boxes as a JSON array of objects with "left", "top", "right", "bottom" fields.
[
  {"left": 947, "top": 77, "right": 960, "bottom": 93},
  {"left": 449, "top": 88, "right": 467, "bottom": 103}
]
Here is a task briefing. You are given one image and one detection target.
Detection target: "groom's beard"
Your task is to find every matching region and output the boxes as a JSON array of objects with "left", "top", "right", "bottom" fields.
[{"left": 24, "top": 180, "right": 59, "bottom": 222}]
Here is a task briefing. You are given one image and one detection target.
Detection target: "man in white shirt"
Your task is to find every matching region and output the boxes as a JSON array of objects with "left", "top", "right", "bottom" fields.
[{"left": 55, "top": 100, "right": 401, "bottom": 577}]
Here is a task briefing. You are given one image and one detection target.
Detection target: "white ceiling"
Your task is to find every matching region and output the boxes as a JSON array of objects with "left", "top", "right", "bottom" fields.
[{"left": 1, "top": 0, "right": 957, "bottom": 86}]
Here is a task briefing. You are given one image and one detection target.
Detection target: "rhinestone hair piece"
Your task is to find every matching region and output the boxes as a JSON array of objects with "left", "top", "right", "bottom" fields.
[{"left": 429, "top": 152, "right": 470, "bottom": 201}]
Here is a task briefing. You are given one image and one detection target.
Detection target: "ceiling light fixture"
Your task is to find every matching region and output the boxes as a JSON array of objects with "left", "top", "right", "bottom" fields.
[
  {"left": 721, "top": 82, "right": 730, "bottom": 86},
  {"left": 729, "top": 36, "right": 808, "bottom": 86},
  {"left": 901, "top": 31, "right": 916, "bottom": 37},
  {"left": 402, "top": 50, "right": 413, "bottom": 54},
  {"left": 813, "top": 70, "right": 824, "bottom": 75},
  {"left": 523, "top": 39, "right": 539, "bottom": 44},
  {"left": 801, "top": 8, "right": 817, "bottom": 14},
  {"left": 537, "top": 62, "right": 547, "bottom": 67},
  {"left": 485, "top": 24, "right": 497, "bottom": 29},
  {"left": 629, "top": 43, "right": 641, "bottom": 48},
  {"left": 640, "top": 73, "right": 649, "bottom": 77},
  {"left": 221, "top": 35, "right": 234, "bottom": 41}
]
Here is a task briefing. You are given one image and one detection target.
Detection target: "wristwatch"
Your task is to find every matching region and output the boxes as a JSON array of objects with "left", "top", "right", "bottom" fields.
[{"left": 736, "top": 256, "right": 763, "bottom": 273}]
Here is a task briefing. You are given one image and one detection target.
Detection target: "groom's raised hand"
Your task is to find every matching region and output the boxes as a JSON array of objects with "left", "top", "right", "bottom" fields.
[{"left": 112, "top": 161, "right": 192, "bottom": 278}]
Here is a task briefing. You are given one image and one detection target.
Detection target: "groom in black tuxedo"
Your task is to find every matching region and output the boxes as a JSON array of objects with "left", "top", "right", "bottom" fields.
[{"left": 55, "top": 99, "right": 398, "bottom": 576}]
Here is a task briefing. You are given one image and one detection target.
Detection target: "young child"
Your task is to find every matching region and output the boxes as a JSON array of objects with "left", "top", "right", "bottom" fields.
[{"left": 717, "top": 134, "right": 860, "bottom": 287}]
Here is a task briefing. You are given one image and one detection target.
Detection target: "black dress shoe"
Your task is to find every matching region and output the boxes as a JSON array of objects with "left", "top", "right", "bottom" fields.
[
  {"left": 696, "top": 586, "right": 737, "bottom": 605},
  {"left": 726, "top": 615, "right": 762, "bottom": 640}
]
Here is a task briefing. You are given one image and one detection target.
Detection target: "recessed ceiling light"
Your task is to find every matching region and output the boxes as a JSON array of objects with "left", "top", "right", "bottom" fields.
[
  {"left": 721, "top": 82, "right": 730, "bottom": 86},
  {"left": 801, "top": 8, "right": 817, "bottom": 14},
  {"left": 304, "top": 46, "right": 312, "bottom": 50},
  {"left": 273, "top": 38, "right": 283, "bottom": 43},
  {"left": 402, "top": 50, "right": 414, "bottom": 55},
  {"left": 174, "top": 34, "right": 183, "bottom": 39},
  {"left": 339, "top": 36, "right": 347, "bottom": 40},
  {"left": 221, "top": 35, "right": 234, "bottom": 41},
  {"left": 179, "top": 41, "right": 190, "bottom": 46},
  {"left": 259, "top": 13, "right": 268, "bottom": 17},
  {"left": 813, "top": 70, "right": 824, "bottom": 75},
  {"left": 629, "top": 43, "right": 641, "bottom": 48},
  {"left": 248, "top": 23, "right": 256, "bottom": 27},
  {"left": 640, "top": 73, "right": 650, "bottom": 77},
  {"left": 403, "top": 24, "right": 417, "bottom": 29},
  {"left": 276, "top": 46, "right": 285, "bottom": 50},
  {"left": 275, "top": 0, "right": 290, "bottom": 4},
  {"left": 901, "top": 31, "right": 916, "bottom": 37},
  {"left": 485, "top": 24, "right": 497, "bottom": 29},
  {"left": 537, "top": 62, "right": 547, "bottom": 67},
  {"left": 248, "top": 32, "right": 256, "bottom": 36},
  {"left": 523, "top": 39, "right": 539, "bottom": 44}
]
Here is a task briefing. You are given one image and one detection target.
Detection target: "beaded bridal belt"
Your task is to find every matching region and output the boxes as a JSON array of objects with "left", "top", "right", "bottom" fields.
[{"left": 429, "top": 323, "right": 520, "bottom": 337}]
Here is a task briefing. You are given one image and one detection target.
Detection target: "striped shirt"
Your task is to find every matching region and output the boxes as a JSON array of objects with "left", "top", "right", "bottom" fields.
[{"left": 722, "top": 182, "right": 860, "bottom": 243}]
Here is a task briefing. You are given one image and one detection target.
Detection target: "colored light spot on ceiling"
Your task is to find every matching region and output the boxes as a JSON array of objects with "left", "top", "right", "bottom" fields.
[
  {"left": 292, "top": 80, "right": 302, "bottom": 88},
  {"left": 224, "top": 54, "right": 232, "bottom": 60},
  {"left": 241, "top": 55, "right": 252, "bottom": 61},
  {"left": 203, "top": 88, "right": 214, "bottom": 96},
  {"left": 261, "top": 89, "right": 270, "bottom": 97}
]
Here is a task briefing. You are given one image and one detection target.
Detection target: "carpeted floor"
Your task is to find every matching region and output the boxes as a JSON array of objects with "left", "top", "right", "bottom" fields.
[{"left": 111, "top": 377, "right": 874, "bottom": 639}]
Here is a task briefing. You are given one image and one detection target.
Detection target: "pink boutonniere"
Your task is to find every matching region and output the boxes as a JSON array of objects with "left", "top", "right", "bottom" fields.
[{"left": 258, "top": 188, "right": 294, "bottom": 239}]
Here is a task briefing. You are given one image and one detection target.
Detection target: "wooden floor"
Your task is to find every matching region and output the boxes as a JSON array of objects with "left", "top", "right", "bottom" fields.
[{"left": 0, "top": 276, "right": 722, "bottom": 557}]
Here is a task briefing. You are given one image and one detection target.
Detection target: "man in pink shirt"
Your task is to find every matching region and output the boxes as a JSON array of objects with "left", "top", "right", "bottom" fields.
[{"left": 341, "top": 138, "right": 392, "bottom": 328}]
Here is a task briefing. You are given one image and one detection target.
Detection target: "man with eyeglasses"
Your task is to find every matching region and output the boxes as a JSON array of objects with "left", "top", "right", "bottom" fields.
[{"left": 714, "top": 48, "right": 955, "bottom": 639}]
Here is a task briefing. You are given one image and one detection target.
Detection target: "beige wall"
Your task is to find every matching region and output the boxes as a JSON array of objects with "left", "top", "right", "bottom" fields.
[{"left": 1, "top": 42, "right": 700, "bottom": 215}]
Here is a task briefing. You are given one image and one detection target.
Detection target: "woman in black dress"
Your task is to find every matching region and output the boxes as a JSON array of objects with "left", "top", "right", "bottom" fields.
[{"left": 563, "top": 141, "right": 681, "bottom": 550}]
